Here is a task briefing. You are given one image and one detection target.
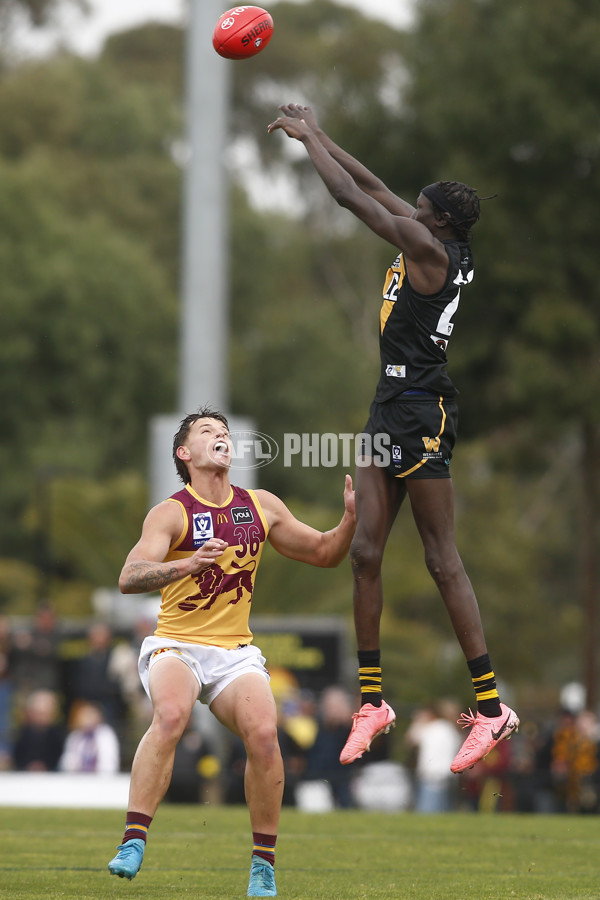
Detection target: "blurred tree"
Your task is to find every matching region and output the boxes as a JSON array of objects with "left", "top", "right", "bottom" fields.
[
  {"left": 1, "top": 0, "right": 85, "bottom": 29},
  {"left": 0, "top": 52, "right": 180, "bottom": 574},
  {"left": 0, "top": 0, "right": 594, "bottom": 715},
  {"left": 0, "top": 0, "right": 87, "bottom": 73},
  {"left": 20, "top": 470, "right": 148, "bottom": 613}
]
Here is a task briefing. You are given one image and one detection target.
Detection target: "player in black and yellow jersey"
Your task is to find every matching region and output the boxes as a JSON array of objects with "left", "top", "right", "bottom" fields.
[
  {"left": 268, "top": 104, "right": 518, "bottom": 778},
  {"left": 108, "top": 406, "right": 355, "bottom": 897}
]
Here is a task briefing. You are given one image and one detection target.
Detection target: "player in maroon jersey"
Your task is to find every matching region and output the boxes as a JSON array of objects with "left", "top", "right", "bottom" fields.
[{"left": 108, "top": 406, "right": 355, "bottom": 897}]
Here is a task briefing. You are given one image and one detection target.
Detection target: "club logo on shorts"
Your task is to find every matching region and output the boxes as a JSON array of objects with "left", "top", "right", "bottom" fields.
[
  {"left": 193, "top": 511, "right": 214, "bottom": 547},
  {"left": 392, "top": 445, "right": 402, "bottom": 466},
  {"left": 422, "top": 436, "right": 442, "bottom": 459},
  {"left": 422, "top": 436, "right": 441, "bottom": 453},
  {"left": 386, "top": 364, "right": 406, "bottom": 378}
]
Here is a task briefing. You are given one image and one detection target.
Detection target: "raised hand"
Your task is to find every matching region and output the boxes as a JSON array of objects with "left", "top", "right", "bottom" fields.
[
  {"left": 277, "top": 103, "right": 319, "bottom": 132},
  {"left": 267, "top": 115, "right": 312, "bottom": 141}
]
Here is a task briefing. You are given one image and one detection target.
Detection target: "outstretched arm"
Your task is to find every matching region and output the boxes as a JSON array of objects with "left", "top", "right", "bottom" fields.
[
  {"left": 256, "top": 474, "right": 356, "bottom": 568},
  {"left": 118, "top": 501, "right": 228, "bottom": 594},
  {"left": 268, "top": 113, "right": 440, "bottom": 263},
  {"left": 277, "top": 103, "right": 415, "bottom": 218}
]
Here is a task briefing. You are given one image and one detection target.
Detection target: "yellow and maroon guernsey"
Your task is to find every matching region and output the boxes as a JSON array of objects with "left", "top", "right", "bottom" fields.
[{"left": 156, "top": 484, "right": 270, "bottom": 648}]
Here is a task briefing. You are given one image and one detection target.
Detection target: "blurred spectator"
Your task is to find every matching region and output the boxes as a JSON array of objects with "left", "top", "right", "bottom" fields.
[
  {"left": 352, "top": 760, "right": 412, "bottom": 812},
  {"left": 11, "top": 605, "right": 62, "bottom": 697},
  {"left": 166, "top": 713, "right": 221, "bottom": 804},
  {"left": 0, "top": 616, "right": 14, "bottom": 769},
  {"left": 506, "top": 720, "right": 543, "bottom": 813},
  {"left": 59, "top": 701, "right": 120, "bottom": 774},
  {"left": 574, "top": 711, "right": 600, "bottom": 813},
  {"left": 67, "top": 623, "right": 124, "bottom": 727},
  {"left": 107, "top": 616, "right": 155, "bottom": 720},
  {"left": 281, "top": 690, "right": 318, "bottom": 753},
  {"left": 549, "top": 709, "right": 600, "bottom": 813},
  {"left": 13, "top": 689, "right": 65, "bottom": 772},
  {"left": 459, "top": 735, "right": 512, "bottom": 812},
  {"left": 405, "top": 700, "right": 462, "bottom": 813},
  {"left": 302, "top": 686, "right": 355, "bottom": 809},
  {"left": 105, "top": 617, "right": 155, "bottom": 767}
]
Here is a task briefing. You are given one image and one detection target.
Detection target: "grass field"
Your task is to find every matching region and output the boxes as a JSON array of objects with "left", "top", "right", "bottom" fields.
[{"left": 0, "top": 805, "right": 598, "bottom": 899}]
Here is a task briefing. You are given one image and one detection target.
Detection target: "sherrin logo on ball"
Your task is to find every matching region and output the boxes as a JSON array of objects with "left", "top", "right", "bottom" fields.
[{"left": 212, "top": 6, "right": 274, "bottom": 60}]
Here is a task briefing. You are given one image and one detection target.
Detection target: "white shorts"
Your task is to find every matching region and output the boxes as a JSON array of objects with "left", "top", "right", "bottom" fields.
[{"left": 138, "top": 636, "right": 269, "bottom": 707}]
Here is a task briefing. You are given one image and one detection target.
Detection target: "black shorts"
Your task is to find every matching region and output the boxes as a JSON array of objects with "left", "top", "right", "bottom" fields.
[{"left": 361, "top": 395, "right": 458, "bottom": 479}]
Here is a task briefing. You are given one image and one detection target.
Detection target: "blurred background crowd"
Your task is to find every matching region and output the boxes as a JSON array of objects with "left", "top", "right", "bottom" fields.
[{"left": 2, "top": 605, "right": 599, "bottom": 817}]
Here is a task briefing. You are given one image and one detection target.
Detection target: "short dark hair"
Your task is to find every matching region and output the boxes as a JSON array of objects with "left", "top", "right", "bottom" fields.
[
  {"left": 172, "top": 405, "right": 230, "bottom": 484},
  {"left": 433, "top": 181, "right": 480, "bottom": 241}
]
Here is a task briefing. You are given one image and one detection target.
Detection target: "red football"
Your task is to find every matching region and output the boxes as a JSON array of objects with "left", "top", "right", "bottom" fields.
[{"left": 212, "top": 6, "right": 274, "bottom": 60}]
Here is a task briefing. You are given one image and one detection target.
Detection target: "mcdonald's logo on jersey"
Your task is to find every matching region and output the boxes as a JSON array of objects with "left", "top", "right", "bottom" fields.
[
  {"left": 422, "top": 436, "right": 441, "bottom": 453},
  {"left": 217, "top": 513, "right": 229, "bottom": 525}
]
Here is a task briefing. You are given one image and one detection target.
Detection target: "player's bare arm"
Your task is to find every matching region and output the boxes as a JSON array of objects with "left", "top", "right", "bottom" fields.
[
  {"left": 277, "top": 103, "right": 414, "bottom": 217},
  {"left": 119, "top": 501, "right": 228, "bottom": 594},
  {"left": 268, "top": 115, "right": 449, "bottom": 290},
  {"left": 256, "top": 474, "right": 355, "bottom": 568}
]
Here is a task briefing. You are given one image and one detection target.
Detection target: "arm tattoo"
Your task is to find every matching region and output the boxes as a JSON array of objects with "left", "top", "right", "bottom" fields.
[{"left": 123, "top": 561, "right": 181, "bottom": 593}]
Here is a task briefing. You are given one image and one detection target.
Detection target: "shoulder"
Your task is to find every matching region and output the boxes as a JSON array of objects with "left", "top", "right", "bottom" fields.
[
  {"left": 143, "top": 498, "right": 186, "bottom": 536},
  {"left": 253, "top": 489, "right": 287, "bottom": 527}
]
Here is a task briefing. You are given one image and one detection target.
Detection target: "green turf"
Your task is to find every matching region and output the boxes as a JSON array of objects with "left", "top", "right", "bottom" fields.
[{"left": 0, "top": 805, "right": 598, "bottom": 899}]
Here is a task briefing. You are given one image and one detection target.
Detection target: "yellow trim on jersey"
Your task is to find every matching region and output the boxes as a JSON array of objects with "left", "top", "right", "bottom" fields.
[
  {"left": 246, "top": 488, "right": 270, "bottom": 538},
  {"left": 380, "top": 255, "right": 405, "bottom": 334},
  {"left": 185, "top": 483, "right": 234, "bottom": 508},
  {"left": 395, "top": 396, "right": 446, "bottom": 479},
  {"left": 165, "top": 498, "right": 188, "bottom": 551}
]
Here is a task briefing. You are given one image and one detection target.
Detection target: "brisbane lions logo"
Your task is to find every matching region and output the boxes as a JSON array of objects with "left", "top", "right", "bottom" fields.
[{"left": 178, "top": 559, "right": 257, "bottom": 612}]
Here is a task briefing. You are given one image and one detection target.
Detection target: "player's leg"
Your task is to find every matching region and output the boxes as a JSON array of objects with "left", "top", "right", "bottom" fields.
[
  {"left": 339, "top": 461, "right": 404, "bottom": 765},
  {"left": 129, "top": 655, "right": 200, "bottom": 812},
  {"left": 108, "top": 656, "right": 199, "bottom": 879},
  {"left": 351, "top": 459, "right": 406, "bottom": 651},
  {"left": 406, "top": 477, "right": 485, "bottom": 659},
  {"left": 211, "top": 673, "right": 281, "bottom": 897},
  {"left": 406, "top": 477, "right": 519, "bottom": 772}
]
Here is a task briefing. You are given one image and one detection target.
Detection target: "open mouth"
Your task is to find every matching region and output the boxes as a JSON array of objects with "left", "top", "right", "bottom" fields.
[{"left": 213, "top": 440, "right": 229, "bottom": 455}]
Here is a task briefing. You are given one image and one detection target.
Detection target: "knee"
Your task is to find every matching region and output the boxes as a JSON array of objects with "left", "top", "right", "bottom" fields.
[
  {"left": 244, "top": 719, "right": 280, "bottom": 766},
  {"left": 424, "top": 547, "right": 462, "bottom": 586},
  {"left": 152, "top": 702, "right": 190, "bottom": 744},
  {"left": 350, "top": 537, "right": 383, "bottom": 579}
]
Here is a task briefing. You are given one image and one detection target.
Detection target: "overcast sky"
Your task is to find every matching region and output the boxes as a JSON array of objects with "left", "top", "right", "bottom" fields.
[{"left": 17, "top": 0, "right": 414, "bottom": 56}]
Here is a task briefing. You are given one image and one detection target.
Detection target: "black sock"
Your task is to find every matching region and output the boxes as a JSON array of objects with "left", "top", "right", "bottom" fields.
[
  {"left": 468, "top": 653, "right": 501, "bottom": 717},
  {"left": 358, "top": 649, "right": 382, "bottom": 707}
]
